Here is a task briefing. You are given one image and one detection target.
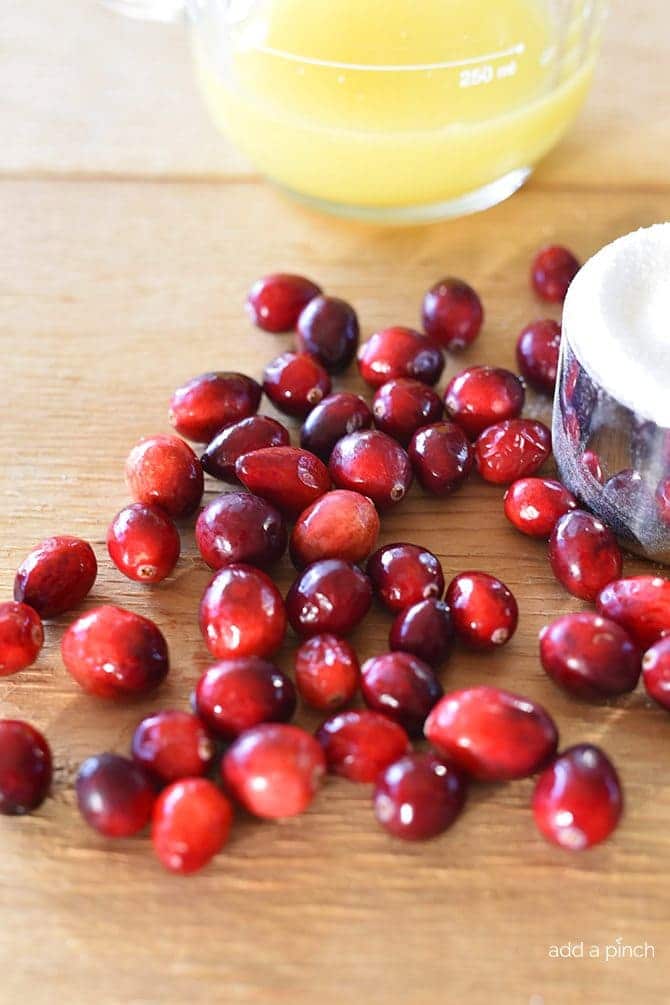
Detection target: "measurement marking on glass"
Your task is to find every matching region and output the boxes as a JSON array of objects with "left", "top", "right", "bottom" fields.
[{"left": 251, "top": 42, "right": 526, "bottom": 73}]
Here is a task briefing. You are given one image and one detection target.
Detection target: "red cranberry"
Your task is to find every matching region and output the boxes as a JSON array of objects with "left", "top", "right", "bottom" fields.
[
  {"left": 581, "top": 449, "right": 605, "bottom": 484},
  {"left": 14, "top": 535, "right": 97, "bottom": 619},
  {"left": 367, "top": 543, "right": 444, "bottom": 613},
  {"left": 539, "top": 612, "right": 641, "bottom": 700},
  {"left": 474, "top": 419, "right": 552, "bottom": 484},
  {"left": 516, "top": 319, "right": 562, "bottom": 393},
  {"left": 286, "top": 559, "right": 372, "bottom": 637},
  {"left": 408, "top": 421, "right": 473, "bottom": 495},
  {"left": 194, "top": 658, "right": 296, "bottom": 739},
  {"left": 425, "top": 686, "right": 557, "bottom": 781},
  {"left": 235, "top": 446, "right": 330, "bottom": 518},
  {"left": 549, "top": 510, "right": 622, "bottom": 602},
  {"left": 131, "top": 710, "right": 215, "bottom": 782},
  {"left": 655, "top": 477, "right": 670, "bottom": 525},
  {"left": 373, "top": 752, "right": 466, "bottom": 841},
  {"left": 316, "top": 710, "right": 410, "bottom": 783},
  {"left": 195, "top": 492, "right": 287, "bottom": 570},
  {"left": 372, "top": 378, "right": 443, "bottom": 446},
  {"left": 222, "top": 723, "right": 325, "bottom": 818},
  {"left": 295, "top": 634, "right": 359, "bottom": 711},
  {"left": 262, "top": 352, "right": 332, "bottom": 418},
  {"left": 503, "top": 477, "right": 577, "bottom": 538},
  {"left": 246, "top": 273, "right": 321, "bottom": 332},
  {"left": 300, "top": 392, "right": 373, "bottom": 461},
  {"left": 329, "top": 430, "right": 413, "bottom": 509},
  {"left": 531, "top": 245, "right": 580, "bottom": 302},
  {"left": 199, "top": 564, "right": 286, "bottom": 659},
  {"left": 357, "top": 326, "right": 444, "bottom": 388},
  {"left": 168, "top": 371, "right": 261, "bottom": 443},
  {"left": 389, "top": 598, "right": 454, "bottom": 668},
  {"left": 107, "top": 503, "right": 180, "bottom": 583},
  {"left": 76, "top": 753, "right": 155, "bottom": 837},
  {"left": 152, "top": 778, "right": 233, "bottom": 874},
  {"left": 532, "top": 744, "right": 622, "bottom": 850},
  {"left": 0, "top": 602, "right": 43, "bottom": 676},
  {"left": 421, "top": 277, "right": 484, "bottom": 351},
  {"left": 290, "top": 489, "right": 379, "bottom": 568},
  {"left": 296, "top": 295, "right": 359, "bottom": 372},
  {"left": 62, "top": 605, "right": 169, "bottom": 698},
  {"left": 446, "top": 572, "right": 518, "bottom": 649},
  {"left": 0, "top": 720, "right": 51, "bottom": 815},
  {"left": 602, "top": 469, "right": 655, "bottom": 519},
  {"left": 201, "top": 415, "right": 290, "bottom": 482},
  {"left": 444, "top": 366, "right": 524, "bottom": 439},
  {"left": 642, "top": 637, "right": 670, "bottom": 710},
  {"left": 361, "top": 651, "right": 443, "bottom": 737},
  {"left": 125, "top": 434, "right": 204, "bottom": 519},
  {"left": 596, "top": 575, "right": 670, "bottom": 649}
]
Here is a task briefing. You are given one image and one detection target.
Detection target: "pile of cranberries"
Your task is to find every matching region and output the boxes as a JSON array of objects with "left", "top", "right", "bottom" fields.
[{"left": 2, "top": 243, "right": 667, "bottom": 871}]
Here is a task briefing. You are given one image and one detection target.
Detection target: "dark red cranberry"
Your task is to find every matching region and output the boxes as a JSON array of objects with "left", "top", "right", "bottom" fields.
[
  {"left": 76, "top": 753, "right": 155, "bottom": 837},
  {"left": 361, "top": 651, "right": 443, "bottom": 737},
  {"left": 602, "top": 469, "right": 655, "bottom": 520},
  {"left": 329, "top": 430, "right": 413, "bottom": 509},
  {"left": 357, "top": 326, "right": 444, "bottom": 388},
  {"left": 531, "top": 245, "right": 580, "bottom": 303},
  {"left": 152, "top": 778, "right": 233, "bottom": 873},
  {"left": 503, "top": 477, "right": 577, "bottom": 538},
  {"left": 0, "top": 602, "right": 43, "bottom": 676},
  {"left": 389, "top": 598, "right": 454, "bottom": 668},
  {"left": 295, "top": 634, "right": 359, "bottom": 711},
  {"left": 549, "top": 510, "right": 622, "bottom": 602},
  {"left": 262, "top": 352, "right": 332, "bottom": 418},
  {"left": 367, "top": 543, "right": 444, "bottom": 613},
  {"left": 195, "top": 492, "right": 287, "bottom": 570},
  {"left": 581, "top": 449, "right": 605, "bottom": 484},
  {"left": 656, "top": 477, "right": 670, "bottom": 525},
  {"left": 286, "top": 559, "right": 372, "bottom": 637},
  {"left": 372, "top": 378, "right": 443, "bottom": 447},
  {"left": 194, "top": 658, "right": 296, "bottom": 739},
  {"left": 474, "top": 419, "right": 552, "bottom": 484},
  {"left": 296, "top": 295, "right": 359, "bottom": 372},
  {"left": 62, "top": 605, "right": 169, "bottom": 698},
  {"left": 421, "top": 277, "right": 484, "bottom": 351},
  {"left": 446, "top": 572, "right": 518, "bottom": 649},
  {"left": 235, "top": 446, "right": 330, "bottom": 518},
  {"left": 246, "top": 273, "right": 321, "bottom": 332},
  {"left": 107, "top": 503, "right": 180, "bottom": 583},
  {"left": 125, "top": 434, "right": 204, "bottom": 518},
  {"left": 300, "top": 392, "right": 373, "bottom": 461},
  {"left": 597, "top": 575, "right": 670, "bottom": 649},
  {"left": 539, "top": 612, "right": 641, "bottom": 700},
  {"left": 131, "top": 710, "right": 215, "bottom": 782},
  {"left": 222, "top": 723, "right": 325, "bottom": 818},
  {"left": 408, "top": 421, "right": 473, "bottom": 495},
  {"left": 444, "top": 366, "right": 524, "bottom": 439},
  {"left": 642, "top": 637, "right": 670, "bottom": 710},
  {"left": 516, "top": 319, "right": 562, "bottom": 393},
  {"left": 426, "top": 686, "right": 558, "bottom": 781},
  {"left": 290, "top": 489, "right": 379, "bottom": 568},
  {"left": 532, "top": 744, "right": 622, "bottom": 850},
  {"left": 168, "top": 371, "right": 262, "bottom": 443},
  {"left": 0, "top": 720, "right": 51, "bottom": 815},
  {"left": 373, "top": 752, "right": 466, "bottom": 841},
  {"left": 316, "top": 710, "right": 410, "bottom": 783},
  {"left": 199, "top": 564, "right": 286, "bottom": 659},
  {"left": 14, "top": 535, "right": 97, "bottom": 619},
  {"left": 201, "top": 415, "right": 290, "bottom": 482}
]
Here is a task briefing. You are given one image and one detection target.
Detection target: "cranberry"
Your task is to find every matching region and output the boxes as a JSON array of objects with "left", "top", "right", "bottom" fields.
[
  {"left": 152, "top": 778, "right": 233, "bottom": 874},
  {"left": 357, "top": 326, "right": 444, "bottom": 388},
  {"left": 421, "top": 277, "right": 484, "bottom": 351},
  {"left": 235, "top": 446, "right": 331, "bottom": 518},
  {"left": 446, "top": 572, "right": 518, "bottom": 649},
  {"left": 195, "top": 492, "right": 287, "bottom": 570},
  {"left": 596, "top": 575, "right": 670, "bottom": 649},
  {"left": 107, "top": 503, "right": 180, "bottom": 583},
  {"left": 329, "top": 430, "right": 413, "bottom": 509},
  {"left": 0, "top": 602, "right": 43, "bottom": 676},
  {"left": 246, "top": 273, "right": 321, "bottom": 332},
  {"left": 503, "top": 477, "right": 577, "bottom": 538},
  {"left": 361, "top": 651, "right": 443, "bottom": 737},
  {"left": 62, "top": 605, "right": 169, "bottom": 698},
  {"left": 642, "top": 637, "right": 670, "bottom": 710},
  {"left": 0, "top": 720, "right": 51, "bottom": 815},
  {"left": 655, "top": 477, "right": 670, "bottom": 525},
  {"left": 316, "top": 710, "right": 410, "bottom": 782},
  {"left": 296, "top": 295, "right": 359, "bottom": 372},
  {"left": 286, "top": 559, "right": 372, "bottom": 637},
  {"left": 474, "top": 419, "right": 552, "bottom": 484},
  {"left": 295, "top": 634, "right": 359, "bottom": 711},
  {"left": 532, "top": 744, "right": 622, "bottom": 850},
  {"left": 199, "top": 564, "right": 286, "bottom": 659},
  {"left": 125, "top": 434, "right": 204, "bottom": 519},
  {"left": 367, "top": 543, "right": 444, "bottom": 613},
  {"left": 581, "top": 449, "right": 605, "bottom": 484},
  {"left": 222, "top": 723, "right": 325, "bottom": 818},
  {"left": 373, "top": 752, "right": 466, "bottom": 841},
  {"left": 408, "top": 421, "right": 473, "bottom": 495},
  {"left": 444, "top": 366, "right": 524, "bottom": 439},
  {"left": 602, "top": 469, "right": 655, "bottom": 521},
  {"left": 425, "top": 686, "right": 558, "bottom": 781},
  {"left": 168, "top": 371, "right": 261, "bottom": 443},
  {"left": 262, "top": 352, "right": 332, "bottom": 418},
  {"left": 290, "top": 489, "right": 379, "bottom": 568},
  {"left": 194, "top": 658, "right": 296, "bottom": 739},
  {"left": 531, "top": 245, "right": 580, "bottom": 302},
  {"left": 131, "top": 710, "right": 215, "bottom": 782},
  {"left": 300, "top": 392, "right": 373, "bottom": 461},
  {"left": 76, "top": 753, "right": 155, "bottom": 837},
  {"left": 539, "top": 612, "right": 641, "bottom": 700},
  {"left": 201, "top": 415, "right": 290, "bottom": 482},
  {"left": 549, "top": 510, "right": 622, "bottom": 602},
  {"left": 516, "top": 319, "right": 562, "bottom": 394},
  {"left": 14, "top": 535, "right": 97, "bottom": 619},
  {"left": 372, "top": 378, "right": 443, "bottom": 446},
  {"left": 389, "top": 598, "right": 454, "bottom": 668}
]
